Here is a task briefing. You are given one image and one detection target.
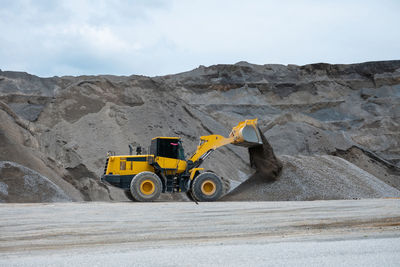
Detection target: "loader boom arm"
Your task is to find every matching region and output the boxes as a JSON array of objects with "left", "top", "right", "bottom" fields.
[
  {"left": 187, "top": 119, "right": 262, "bottom": 167},
  {"left": 188, "top": 135, "right": 234, "bottom": 163}
]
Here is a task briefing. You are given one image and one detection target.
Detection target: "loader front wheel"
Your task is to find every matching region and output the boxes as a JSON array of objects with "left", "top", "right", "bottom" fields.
[
  {"left": 186, "top": 191, "right": 195, "bottom": 201},
  {"left": 192, "top": 172, "right": 223, "bottom": 202},
  {"left": 130, "top": 171, "right": 162, "bottom": 202}
]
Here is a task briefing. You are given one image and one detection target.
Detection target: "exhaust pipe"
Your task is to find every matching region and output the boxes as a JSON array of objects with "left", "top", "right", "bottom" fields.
[{"left": 129, "top": 144, "right": 134, "bottom": 155}]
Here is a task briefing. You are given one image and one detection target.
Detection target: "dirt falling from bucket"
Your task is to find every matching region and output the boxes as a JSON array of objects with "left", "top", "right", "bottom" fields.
[
  {"left": 221, "top": 129, "right": 282, "bottom": 201},
  {"left": 248, "top": 128, "right": 282, "bottom": 180}
]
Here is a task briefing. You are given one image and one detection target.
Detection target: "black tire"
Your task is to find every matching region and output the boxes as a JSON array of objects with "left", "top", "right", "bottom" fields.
[
  {"left": 186, "top": 191, "right": 195, "bottom": 201},
  {"left": 191, "top": 172, "right": 223, "bottom": 202},
  {"left": 186, "top": 171, "right": 198, "bottom": 201},
  {"left": 130, "top": 171, "right": 162, "bottom": 202}
]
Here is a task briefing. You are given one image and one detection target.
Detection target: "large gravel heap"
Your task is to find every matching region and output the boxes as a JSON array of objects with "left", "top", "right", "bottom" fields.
[{"left": 0, "top": 60, "right": 399, "bottom": 202}]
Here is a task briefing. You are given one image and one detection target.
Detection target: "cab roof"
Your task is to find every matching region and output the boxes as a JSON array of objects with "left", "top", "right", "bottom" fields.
[{"left": 151, "top": 137, "right": 181, "bottom": 140}]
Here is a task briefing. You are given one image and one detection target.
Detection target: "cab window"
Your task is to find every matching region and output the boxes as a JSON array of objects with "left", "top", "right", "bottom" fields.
[{"left": 177, "top": 141, "right": 185, "bottom": 160}]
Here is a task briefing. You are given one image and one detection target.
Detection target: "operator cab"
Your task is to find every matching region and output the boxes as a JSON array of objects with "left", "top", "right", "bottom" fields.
[{"left": 150, "top": 137, "right": 185, "bottom": 160}]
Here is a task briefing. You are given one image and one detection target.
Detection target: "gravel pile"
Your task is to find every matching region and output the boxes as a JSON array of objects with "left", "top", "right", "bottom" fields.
[
  {"left": 1, "top": 60, "right": 399, "bottom": 202},
  {"left": 223, "top": 155, "right": 400, "bottom": 201},
  {"left": 0, "top": 161, "right": 71, "bottom": 203}
]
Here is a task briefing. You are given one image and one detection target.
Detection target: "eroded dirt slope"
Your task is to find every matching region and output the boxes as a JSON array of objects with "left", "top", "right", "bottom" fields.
[{"left": 0, "top": 60, "right": 399, "bottom": 202}]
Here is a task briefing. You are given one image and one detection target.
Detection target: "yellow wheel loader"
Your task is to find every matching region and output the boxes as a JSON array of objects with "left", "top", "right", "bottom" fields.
[{"left": 101, "top": 119, "right": 262, "bottom": 202}]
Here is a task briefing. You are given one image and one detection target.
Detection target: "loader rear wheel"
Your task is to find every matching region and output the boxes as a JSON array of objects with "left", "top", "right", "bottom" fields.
[
  {"left": 130, "top": 171, "right": 162, "bottom": 202},
  {"left": 192, "top": 172, "right": 223, "bottom": 202}
]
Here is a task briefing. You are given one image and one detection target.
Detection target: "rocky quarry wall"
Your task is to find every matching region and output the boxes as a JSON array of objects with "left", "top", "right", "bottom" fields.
[{"left": 0, "top": 60, "right": 399, "bottom": 202}]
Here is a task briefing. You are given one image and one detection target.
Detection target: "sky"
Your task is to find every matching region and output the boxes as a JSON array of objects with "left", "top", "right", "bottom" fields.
[{"left": 0, "top": 0, "right": 399, "bottom": 77}]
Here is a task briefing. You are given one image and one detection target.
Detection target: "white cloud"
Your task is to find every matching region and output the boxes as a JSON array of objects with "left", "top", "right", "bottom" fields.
[{"left": 0, "top": 0, "right": 399, "bottom": 77}]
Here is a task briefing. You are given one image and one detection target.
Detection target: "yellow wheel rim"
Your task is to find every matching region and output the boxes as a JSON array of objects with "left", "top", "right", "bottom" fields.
[
  {"left": 201, "top": 180, "right": 216, "bottom": 195},
  {"left": 140, "top": 180, "right": 155, "bottom": 195}
]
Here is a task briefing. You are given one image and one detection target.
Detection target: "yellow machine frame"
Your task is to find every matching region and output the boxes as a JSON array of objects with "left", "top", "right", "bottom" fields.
[{"left": 102, "top": 119, "right": 261, "bottom": 193}]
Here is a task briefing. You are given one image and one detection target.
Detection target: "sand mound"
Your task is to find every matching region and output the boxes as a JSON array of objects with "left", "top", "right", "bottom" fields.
[
  {"left": 0, "top": 161, "right": 71, "bottom": 203},
  {"left": 223, "top": 155, "right": 400, "bottom": 201}
]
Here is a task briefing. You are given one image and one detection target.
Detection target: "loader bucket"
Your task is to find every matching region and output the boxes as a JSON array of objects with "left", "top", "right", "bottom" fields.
[{"left": 229, "top": 118, "right": 263, "bottom": 147}]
